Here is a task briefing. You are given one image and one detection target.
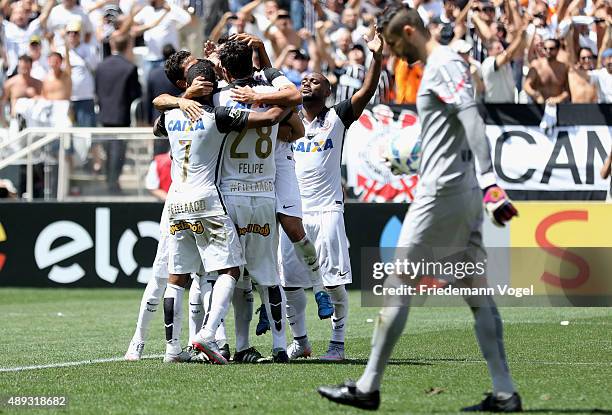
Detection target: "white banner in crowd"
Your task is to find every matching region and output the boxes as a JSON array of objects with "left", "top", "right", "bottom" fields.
[
  {"left": 343, "top": 105, "right": 612, "bottom": 201},
  {"left": 343, "top": 105, "right": 421, "bottom": 203},
  {"left": 488, "top": 125, "right": 611, "bottom": 191}
]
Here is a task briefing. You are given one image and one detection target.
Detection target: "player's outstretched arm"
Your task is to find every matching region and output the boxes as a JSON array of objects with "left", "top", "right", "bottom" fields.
[
  {"left": 350, "top": 27, "right": 384, "bottom": 118},
  {"left": 456, "top": 107, "right": 518, "bottom": 226},
  {"left": 246, "top": 106, "right": 291, "bottom": 128},
  {"left": 215, "top": 106, "right": 291, "bottom": 133}
]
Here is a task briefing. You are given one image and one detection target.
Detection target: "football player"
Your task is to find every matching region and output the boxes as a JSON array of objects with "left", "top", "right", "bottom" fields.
[
  {"left": 318, "top": 6, "right": 521, "bottom": 412},
  {"left": 158, "top": 58, "right": 290, "bottom": 364},
  {"left": 280, "top": 29, "right": 384, "bottom": 361}
]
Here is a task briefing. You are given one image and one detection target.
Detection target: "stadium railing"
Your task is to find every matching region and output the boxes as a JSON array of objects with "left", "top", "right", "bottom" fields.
[{"left": 0, "top": 127, "right": 165, "bottom": 201}]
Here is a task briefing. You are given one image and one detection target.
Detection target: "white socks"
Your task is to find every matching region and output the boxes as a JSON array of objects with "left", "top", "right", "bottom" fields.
[
  {"left": 188, "top": 276, "right": 204, "bottom": 341},
  {"left": 233, "top": 286, "right": 254, "bottom": 352},
  {"left": 260, "top": 285, "right": 287, "bottom": 350},
  {"left": 356, "top": 305, "right": 409, "bottom": 393},
  {"left": 163, "top": 283, "right": 185, "bottom": 355},
  {"left": 200, "top": 274, "right": 235, "bottom": 342},
  {"left": 133, "top": 276, "right": 166, "bottom": 343},
  {"left": 293, "top": 236, "right": 324, "bottom": 294},
  {"left": 285, "top": 288, "right": 307, "bottom": 339},
  {"left": 327, "top": 285, "right": 348, "bottom": 343}
]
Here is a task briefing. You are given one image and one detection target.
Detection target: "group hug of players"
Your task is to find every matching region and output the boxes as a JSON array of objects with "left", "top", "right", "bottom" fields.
[{"left": 123, "top": 30, "right": 385, "bottom": 365}]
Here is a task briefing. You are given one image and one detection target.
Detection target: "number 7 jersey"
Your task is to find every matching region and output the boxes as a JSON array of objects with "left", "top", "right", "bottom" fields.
[{"left": 214, "top": 79, "right": 279, "bottom": 199}]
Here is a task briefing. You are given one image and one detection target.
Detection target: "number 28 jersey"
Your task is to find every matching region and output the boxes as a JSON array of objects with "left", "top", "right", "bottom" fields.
[
  {"left": 214, "top": 78, "right": 279, "bottom": 199},
  {"left": 158, "top": 104, "right": 249, "bottom": 219}
]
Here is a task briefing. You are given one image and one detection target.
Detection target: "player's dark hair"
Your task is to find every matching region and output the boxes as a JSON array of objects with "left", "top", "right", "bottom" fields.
[
  {"left": 18, "top": 54, "right": 33, "bottom": 64},
  {"left": 164, "top": 50, "right": 191, "bottom": 85},
  {"left": 217, "top": 34, "right": 229, "bottom": 45},
  {"left": 219, "top": 40, "right": 253, "bottom": 79},
  {"left": 378, "top": 4, "right": 428, "bottom": 37},
  {"left": 162, "top": 44, "right": 177, "bottom": 60},
  {"left": 186, "top": 59, "right": 217, "bottom": 90}
]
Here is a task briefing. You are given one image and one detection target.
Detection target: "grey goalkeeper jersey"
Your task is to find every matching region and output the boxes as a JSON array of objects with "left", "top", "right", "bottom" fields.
[{"left": 416, "top": 45, "right": 481, "bottom": 197}]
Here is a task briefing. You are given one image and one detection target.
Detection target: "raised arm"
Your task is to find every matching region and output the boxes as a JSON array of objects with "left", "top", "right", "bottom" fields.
[
  {"left": 350, "top": 28, "right": 383, "bottom": 118},
  {"left": 496, "top": 29, "right": 527, "bottom": 67},
  {"left": 523, "top": 66, "right": 544, "bottom": 103}
]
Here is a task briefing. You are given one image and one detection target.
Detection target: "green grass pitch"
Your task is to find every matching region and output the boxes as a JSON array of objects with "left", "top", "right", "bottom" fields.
[{"left": 0, "top": 288, "right": 610, "bottom": 414}]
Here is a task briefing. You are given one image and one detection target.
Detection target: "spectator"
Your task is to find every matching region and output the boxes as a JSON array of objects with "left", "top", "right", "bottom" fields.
[
  {"left": 330, "top": 7, "right": 369, "bottom": 48},
  {"left": 451, "top": 39, "right": 485, "bottom": 98},
  {"left": 45, "top": 0, "right": 94, "bottom": 48},
  {"left": 264, "top": 9, "right": 302, "bottom": 58},
  {"left": 64, "top": 20, "right": 98, "bottom": 127},
  {"left": 331, "top": 27, "right": 352, "bottom": 68},
  {"left": 28, "top": 35, "right": 48, "bottom": 81},
  {"left": 42, "top": 47, "right": 71, "bottom": 100},
  {"left": 2, "top": 0, "right": 52, "bottom": 75},
  {"left": 335, "top": 44, "right": 366, "bottom": 103},
  {"left": 469, "top": 0, "right": 497, "bottom": 62},
  {"left": 392, "top": 58, "right": 423, "bottom": 104},
  {"left": 428, "top": 15, "right": 454, "bottom": 45},
  {"left": 146, "top": 44, "right": 181, "bottom": 154},
  {"left": 275, "top": 46, "right": 311, "bottom": 86},
  {"left": 0, "top": 55, "right": 42, "bottom": 128},
  {"left": 524, "top": 38, "right": 571, "bottom": 104},
  {"left": 481, "top": 30, "right": 527, "bottom": 103},
  {"left": 132, "top": 0, "right": 191, "bottom": 82},
  {"left": 0, "top": 178, "right": 17, "bottom": 199},
  {"left": 588, "top": 48, "right": 612, "bottom": 103},
  {"left": 95, "top": 33, "right": 142, "bottom": 194},
  {"left": 144, "top": 151, "right": 171, "bottom": 200},
  {"left": 565, "top": 24, "right": 598, "bottom": 103}
]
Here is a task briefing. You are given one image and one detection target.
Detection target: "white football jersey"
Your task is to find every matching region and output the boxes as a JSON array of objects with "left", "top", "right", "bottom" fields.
[
  {"left": 293, "top": 99, "right": 358, "bottom": 212},
  {"left": 213, "top": 68, "right": 294, "bottom": 199},
  {"left": 159, "top": 104, "right": 250, "bottom": 219}
]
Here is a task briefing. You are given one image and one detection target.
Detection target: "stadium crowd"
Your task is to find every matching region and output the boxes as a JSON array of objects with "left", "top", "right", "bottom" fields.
[{"left": 0, "top": 0, "right": 610, "bottom": 197}]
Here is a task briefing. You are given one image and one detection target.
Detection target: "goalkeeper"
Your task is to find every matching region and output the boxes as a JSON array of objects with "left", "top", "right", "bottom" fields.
[{"left": 318, "top": 4, "right": 521, "bottom": 413}]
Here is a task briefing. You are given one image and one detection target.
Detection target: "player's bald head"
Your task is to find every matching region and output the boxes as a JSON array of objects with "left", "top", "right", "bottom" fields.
[{"left": 311, "top": 72, "right": 331, "bottom": 91}]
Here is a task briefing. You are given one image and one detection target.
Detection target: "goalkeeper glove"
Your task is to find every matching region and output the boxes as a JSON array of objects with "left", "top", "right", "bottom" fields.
[{"left": 483, "top": 185, "right": 518, "bottom": 227}]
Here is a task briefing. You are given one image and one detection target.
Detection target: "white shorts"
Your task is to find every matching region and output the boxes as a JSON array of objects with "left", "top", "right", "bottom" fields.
[
  {"left": 224, "top": 195, "right": 280, "bottom": 287},
  {"left": 152, "top": 201, "right": 170, "bottom": 279},
  {"left": 275, "top": 141, "right": 302, "bottom": 218},
  {"left": 168, "top": 214, "right": 245, "bottom": 275},
  {"left": 280, "top": 210, "right": 352, "bottom": 288}
]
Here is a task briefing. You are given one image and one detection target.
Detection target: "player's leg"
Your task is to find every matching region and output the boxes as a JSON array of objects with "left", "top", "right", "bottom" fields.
[
  {"left": 280, "top": 212, "right": 320, "bottom": 358},
  {"left": 247, "top": 197, "right": 288, "bottom": 362},
  {"left": 257, "top": 283, "right": 288, "bottom": 362},
  {"left": 278, "top": 213, "right": 333, "bottom": 319},
  {"left": 188, "top": 274, "right": 204, "bottom": 341},
  {"left": 222, "top": 195, "right": 265, "bottom": 363},
  {"left": 125, "top": 216, "right": 170, "bottom": 361},
  {"left": 201, "top": 276, "right": 231, "bottom": 361},
  {"left": 191, "top": 214, "right": 245, "bottom": 365},
  {"left": 284, "top": 286, "right": 312, "bottom": 358},
  {"left": 460, "top": 211, "right": 521, "bottom": 412},
  {"left": 163, "top": 273, "right": 192, "bottom": 363},
  {"left": 319, "top": 211, "right": 352, "bottom": 361}
]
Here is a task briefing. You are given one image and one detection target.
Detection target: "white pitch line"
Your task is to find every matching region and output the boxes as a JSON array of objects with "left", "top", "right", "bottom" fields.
[
  {"left": 1, "top": 356, "right": 610, "bottom": 373},
  {"left": 0, "top": 354, "right": 163, "bottom": 373}
]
